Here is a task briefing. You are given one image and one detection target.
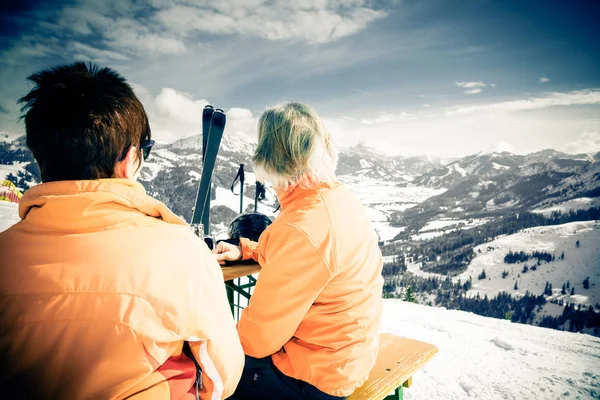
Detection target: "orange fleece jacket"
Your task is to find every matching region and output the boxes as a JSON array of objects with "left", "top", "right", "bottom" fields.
[
  {"left": 0, "top": 179, "right": 243, "bottom": 399},
  {"left": 238, "top": 181, "right": 384, "bottom": 397}
]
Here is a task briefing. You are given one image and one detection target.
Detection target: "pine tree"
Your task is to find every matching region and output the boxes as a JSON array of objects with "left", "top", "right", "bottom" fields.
[
  {"left": 583, "top": 277, "right": 590, "bottom": 290},
  {"left": 570, "top": 287, "right": 575, "bottom": 295},
  {"left": 576, "top": 240, "right": 580, "bottom": 248},
  {"left": 403, "top": 286, "right": 417, "bottom": 303},
  {"left": 560, "top": 251, "right": 565, "bottom": 260},
  {"left": 567, "top": 280, "right": 570, "bottom": 289},
  {"left": 478, "top": 269, "right": 486, "bottom": 280},
  {"left": 561, "top": 283, "right": 566, "bottom": 295},
  {"left": 514, "top": 281, "right": 518, "bottom": 290}
]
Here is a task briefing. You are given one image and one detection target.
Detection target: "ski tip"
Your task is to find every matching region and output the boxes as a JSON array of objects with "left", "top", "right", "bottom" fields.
[{"left": 204, "top": 105, "right": 214, "bottom": 110}]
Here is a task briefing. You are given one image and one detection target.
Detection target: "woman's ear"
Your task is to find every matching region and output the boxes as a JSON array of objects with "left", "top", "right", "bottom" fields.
[{"left": 114, "top": 146, "right": 140, "bottom": 179}]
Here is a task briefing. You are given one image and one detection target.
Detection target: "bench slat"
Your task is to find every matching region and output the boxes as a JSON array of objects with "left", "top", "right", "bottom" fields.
[{"left": 348, "top": 334, "right": 438, "bottom": 400}]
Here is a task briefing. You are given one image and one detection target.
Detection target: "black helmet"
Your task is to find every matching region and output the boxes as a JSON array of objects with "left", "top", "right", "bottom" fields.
[{"left": 228, "top": 212, "right": 273, "bottom": 242}]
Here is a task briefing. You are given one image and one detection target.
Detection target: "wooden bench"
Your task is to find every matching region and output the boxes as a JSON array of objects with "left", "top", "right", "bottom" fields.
[{"left": 348, "top": 334, "right": 439, "bottom": 400}]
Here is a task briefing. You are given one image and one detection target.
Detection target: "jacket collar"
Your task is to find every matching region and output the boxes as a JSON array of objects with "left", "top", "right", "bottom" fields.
[
  {"left": 19, "top": 179, "right": 186, "bottom": 231},
  {"left": 276, "top": 180, "right": 338, "bottom": 211}
]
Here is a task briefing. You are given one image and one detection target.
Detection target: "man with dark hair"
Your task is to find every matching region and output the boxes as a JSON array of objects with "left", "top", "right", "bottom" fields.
[{"left": 0, "top": 62, "right": 244, "bottom": 399}]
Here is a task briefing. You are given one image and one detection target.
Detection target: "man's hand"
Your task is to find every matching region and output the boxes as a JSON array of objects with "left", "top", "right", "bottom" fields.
[{"left": 213, "top": 241, "right": 243, "bottom": 265}]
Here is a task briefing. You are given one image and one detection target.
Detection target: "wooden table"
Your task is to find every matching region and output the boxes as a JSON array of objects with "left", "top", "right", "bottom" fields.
[
  {"left": 221, "top": 263, "right": 261, "bottom": 281},
  {"left": 221, "top": 263, "right": 261, "bottom": 320}
]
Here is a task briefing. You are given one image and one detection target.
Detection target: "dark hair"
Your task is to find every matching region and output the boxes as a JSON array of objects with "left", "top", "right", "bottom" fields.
[{"left": 18, "top": 62, "right": 150, "bottom": 182}]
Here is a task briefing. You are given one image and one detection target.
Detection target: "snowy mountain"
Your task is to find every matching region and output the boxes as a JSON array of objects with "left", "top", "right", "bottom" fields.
[
  {"left": 139, "top": 134, "right": 449, "bottom": 233},
  {"left": 336, "top": 143, "right": 445, "bottom": 182},
  {"left": 392, "top": 150, "right": 600, "bottom": 234},
  {"left": 412, "top": 150, "right": 595, "bottom": 189}
]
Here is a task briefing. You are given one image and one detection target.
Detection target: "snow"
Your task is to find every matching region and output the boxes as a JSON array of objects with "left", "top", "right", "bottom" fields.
[
  {"left": 532, "top": 197, "right": 600, "bottom": 216},
  {"left": 0, "top": 201, "right": 20, "bottom": 230},
  {"left": 413, "top": 219, "right": 491, "bottom": 241},
  {"left": 412, "top": 230, "right": 448, "bottom": 241},
  {"left": 492, "top": 162, "right": 510, "bottom": 170},
  {"left": 383, "top": 300, "right": 600, "bottom": 400},
  {"left": 339, "top": 175, "right": 446, "bottom": 244},
  {"left": 451, "top": 163, "right": 467, "bottom": 177},
  {"left": 409, "top": 221, "right": 600, "bottom": 310},
  {"left": 374, "top": 224, "right": 405, "bottom": 242},
  {"left": 359, "top": 159, "right": 373, "bottom": 168},
  {"left": 0, "top": 162, "right": 28, "bottom": 180},
  {"left": 419, "top": 219, "right": 467, "bottom": 232},
  {"left": 459, "top": 221, "right": 600, "bottom": 308}
]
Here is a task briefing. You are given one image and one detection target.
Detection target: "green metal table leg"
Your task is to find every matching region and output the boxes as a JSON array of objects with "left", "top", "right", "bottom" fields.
[
  {"left": 383, "top": 386, "right": 402, "bottom": 400},
  {"left": 225, "top": 279, "right": 235, "bottom": 316}
]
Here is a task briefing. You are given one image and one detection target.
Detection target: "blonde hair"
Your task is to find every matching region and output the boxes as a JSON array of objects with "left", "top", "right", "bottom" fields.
[{"left": 253, "top": 102, "right": 338, "bottom": 191}]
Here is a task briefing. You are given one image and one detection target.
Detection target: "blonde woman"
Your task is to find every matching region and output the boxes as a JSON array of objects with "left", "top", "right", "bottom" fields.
[{"left": 215, "top": 103, "right": 383, "bottom": 400}]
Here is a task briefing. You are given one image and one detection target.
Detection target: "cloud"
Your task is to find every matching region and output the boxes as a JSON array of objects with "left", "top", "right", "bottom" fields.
[
  {"left": 360, "top": 111, "right": 415, "bottom": 125},
  {"left": 154, "top": 1, "right": 387, "bottom": 44},
  {"left": 563, "top": 131, "right": 600, "bottom": 154},
  {"left": 456, "top": 81, "right": 493, "bottom": 95},
  {"left": 539, "top": 76, "right": 551, "bottom": 83},
  {"left": 71, "top": 42, "right": 129, "bottom": 62},
  {"left": 490, "top": 141, "right": 515, "bottom": 153},
  {"left": 446, "top": 89, "right": 600, "bottom": 116},
  {"left": 132, "top": 85, "right": 257, "bottom": 143},
  {"left": 228, "top": 108, "right": 253, "bottom": 120},
  {"left": 456, "top": 81, "right": 486, "bottom": 89}
]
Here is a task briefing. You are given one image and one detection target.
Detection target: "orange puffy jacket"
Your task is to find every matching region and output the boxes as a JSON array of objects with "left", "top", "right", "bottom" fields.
[
  {"left": 0, "top": 179, "right": 244, "bottom": 399},
  {"left": 238, "top": 181, "right": 384, "bottom": 397}
]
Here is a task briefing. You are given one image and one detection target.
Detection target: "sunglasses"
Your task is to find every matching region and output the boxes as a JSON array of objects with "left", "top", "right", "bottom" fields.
[
  {"left": 140, "top": 138, "right": 155, "bottom": 161},
  {"left": 118, "top": 137, "right": 155, "bottom": 161}
]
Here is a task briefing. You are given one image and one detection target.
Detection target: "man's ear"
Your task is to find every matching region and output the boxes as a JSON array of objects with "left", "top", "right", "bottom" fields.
[{"left": 114, "top": 146, "right": 140, "bottom": 179}]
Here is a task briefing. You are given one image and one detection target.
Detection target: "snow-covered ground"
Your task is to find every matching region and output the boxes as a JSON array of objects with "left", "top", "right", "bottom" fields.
[
  {"left": 419, "top": 218, "right": 468, "bottom": 232},
  {"left": 340, "top": 175, "right": 446, "bottom": 243},
  {"left": 383, "top": 300, "right": 599, "bottom": 399},
  {"left": 533, "top": 197, "right": 600, "bottom": 216},
  {"left": 0, "top": 201, "right": 19, "bottom": 228},
  {"left": 460, "top": 221, "right": 600, "bottom": 307},
  {"left": 408, "top": 221, "right": 600, "bottom": 311},
  {"left": 410, "top": 218, "right": 492, "bottom": 242}
]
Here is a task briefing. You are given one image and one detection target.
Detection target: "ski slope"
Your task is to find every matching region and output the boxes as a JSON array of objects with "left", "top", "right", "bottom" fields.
[{"left": 382, "top": 300, "right": 599, "bottom": 400}]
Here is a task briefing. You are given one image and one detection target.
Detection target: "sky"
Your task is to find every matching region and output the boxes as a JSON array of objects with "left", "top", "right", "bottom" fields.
[{"left": 0, "top": 0, "right": 599, "bottom": 157}]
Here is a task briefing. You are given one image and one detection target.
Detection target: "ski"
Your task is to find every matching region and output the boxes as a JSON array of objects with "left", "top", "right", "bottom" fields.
[
  {"left": 201, "top": 105, "right": 214, "bottom": 160},
  {"left": 191, "top": 107, "right": 226, "bottom": 236}
]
